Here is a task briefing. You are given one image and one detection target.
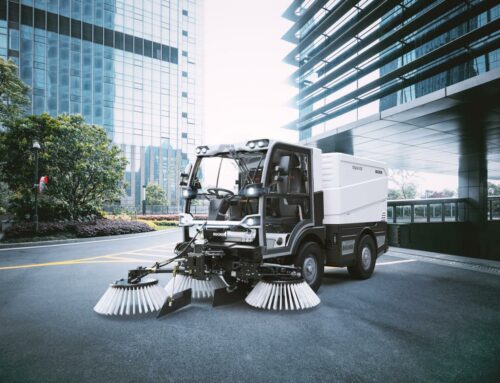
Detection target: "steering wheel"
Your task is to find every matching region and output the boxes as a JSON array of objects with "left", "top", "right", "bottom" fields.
[{"left": 207, "top": 188, "right": 235, "bottom": 199}]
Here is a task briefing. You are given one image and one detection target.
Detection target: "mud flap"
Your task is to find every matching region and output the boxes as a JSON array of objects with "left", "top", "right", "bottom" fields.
[
  {"left": 157, "top": 288, "right": 192, "bottom": 318},
  {"left": 212, "top": 284, "right": 247, "bottom": 307}
]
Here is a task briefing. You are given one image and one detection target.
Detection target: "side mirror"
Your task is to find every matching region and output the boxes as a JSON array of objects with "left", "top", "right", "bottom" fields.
[
  {"left": 239, "top": 183, "right": 265, "bottom": 198},
  {"left": 182, "top": 187, "right": 197, "bottom": 200},
  {"left": 179, "top": 163, "right": 192, "bottom": 186}
]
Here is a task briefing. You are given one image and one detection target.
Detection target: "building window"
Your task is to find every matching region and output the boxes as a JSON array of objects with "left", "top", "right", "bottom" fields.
[
  {"left": 182, "top": 30, "right": 188, "bottom": 37},
  {"left": 182, "top": 10, "right": 188, "bottom": 16},
  {"left": 182, "top": 112, "right": 188, "bottom": 118},
  {"left": 182, "top": 71, "right": 187, "bottom": 77}
]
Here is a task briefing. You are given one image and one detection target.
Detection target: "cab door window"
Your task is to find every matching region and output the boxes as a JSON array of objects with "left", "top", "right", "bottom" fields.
[{"left": 264, "top": 148, "right": 311, "bottom": 249}]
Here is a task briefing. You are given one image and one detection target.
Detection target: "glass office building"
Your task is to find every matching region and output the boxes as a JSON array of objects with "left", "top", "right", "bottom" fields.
[
  {"left": 282, "top": 0, "right": 500, "bottom": 140},
  {"left": 0, "top": 0, "right": 203, "bottom": 208}
]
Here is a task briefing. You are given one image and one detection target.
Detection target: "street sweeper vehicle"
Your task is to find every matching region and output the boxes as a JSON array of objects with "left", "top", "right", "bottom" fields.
[{"left": 94, "top": 139, "right": 388, "bottom": 317}]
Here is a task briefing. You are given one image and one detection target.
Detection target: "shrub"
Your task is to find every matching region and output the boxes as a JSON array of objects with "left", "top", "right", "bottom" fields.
[
  {"left": 3, "top": 219, "right": 153, "bottom": 240},
  {"left": 154, "top": 221, "right": 177, "bottom": 226},
  {"left": 139, "top": 214, "right": 207, "bottom": 221},
  {"left": 73, "top": 219, "right": 153, "bottom": 238}
]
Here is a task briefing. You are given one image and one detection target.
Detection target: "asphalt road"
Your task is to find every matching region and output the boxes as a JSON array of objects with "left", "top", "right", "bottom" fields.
[{"left": 1, "top": 230, "right": 499, "bottom": 383}]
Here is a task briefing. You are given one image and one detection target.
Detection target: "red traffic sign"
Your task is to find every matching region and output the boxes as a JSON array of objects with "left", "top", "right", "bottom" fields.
[{"left": 39, "top": 176, "right": 48, "bottom": 193}]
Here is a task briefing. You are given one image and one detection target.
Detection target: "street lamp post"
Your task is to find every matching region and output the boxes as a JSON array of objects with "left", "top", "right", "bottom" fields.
[
  {"left": 142, "top": 184, "right": 147, "bottom": 215},
  {"left": 32, "top": 140, "right": 41, "bottom": 233}
]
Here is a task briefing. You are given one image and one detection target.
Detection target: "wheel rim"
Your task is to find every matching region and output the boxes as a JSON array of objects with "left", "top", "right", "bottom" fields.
[
  {"left": 303, "top": 256, "right": 317, "bottom": 284},
  {"left": 361, "top": 246, "right": 372, "bottom": 270}
]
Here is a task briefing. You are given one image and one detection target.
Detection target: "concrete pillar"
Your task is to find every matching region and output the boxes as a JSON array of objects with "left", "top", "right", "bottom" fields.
[
  {"left": 317, "top": 130, "right": 354, "bottom": 154},
  {"left": 458, "top": 103, "right": 488, "bottom": 258}
]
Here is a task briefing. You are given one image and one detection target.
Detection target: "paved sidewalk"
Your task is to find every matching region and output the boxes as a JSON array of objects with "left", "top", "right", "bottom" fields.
[{"left": 388, "top": 247, "right": 500, "bottom": 276}]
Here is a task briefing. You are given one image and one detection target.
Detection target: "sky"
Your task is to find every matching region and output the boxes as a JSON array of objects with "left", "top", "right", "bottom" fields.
[
  {"left": 202, "top": 1, "right": 498, "bottom": 194},
  {"left": 203, "top": 0, "right": 296, "bottom": 146}
]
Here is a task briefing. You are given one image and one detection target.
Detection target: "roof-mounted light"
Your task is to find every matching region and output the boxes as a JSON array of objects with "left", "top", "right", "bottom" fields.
[
  {"left": 246, "top": 139, "right": 269, "bottom": 149},
  {"left": 196, "top": 146, "right": 209, "bottom": 155}
]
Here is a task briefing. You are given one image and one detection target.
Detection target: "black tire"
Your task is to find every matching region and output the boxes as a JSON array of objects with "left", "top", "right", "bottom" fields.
[
  {"left": 294, "top": 242, "right": 324, "bottom": 292},
  {"left": 347, "top": 234, "right": 376, "bottom": 280}
]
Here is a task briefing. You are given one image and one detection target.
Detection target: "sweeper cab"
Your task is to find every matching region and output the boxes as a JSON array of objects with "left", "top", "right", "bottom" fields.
[{"left": 94, "top": 139, "right": 388, "bottom": 316}]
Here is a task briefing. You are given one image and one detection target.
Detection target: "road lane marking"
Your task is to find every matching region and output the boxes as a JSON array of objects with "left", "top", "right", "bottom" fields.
[
  {"left": 387, "top": 251, "right": 500, "bottom": 276},
  {"left": 103, "top": 255, "right": 148, "bottom": 262},
  {"left": 126, "top": 253, "right": 171, "bottom": 258},
  {"left": 0, "top": 229, "right": 181, "bottom": 252},
  {"left": 377, "top": 259, "right": 416, "bottom": 266},
  {"left": 0, "top": 255, "right": 107, "bottom": 270},
  {"left": 0, "top": 245, "right": 178, "bottom": 270}
]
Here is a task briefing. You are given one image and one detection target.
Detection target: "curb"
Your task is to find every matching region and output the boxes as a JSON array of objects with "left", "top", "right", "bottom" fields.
[
  {"left": 388, "top": 247, "right": 500, "bottom": 275},
  {"left": 0, "top": 228, "right": 181, "bottom": 250}
]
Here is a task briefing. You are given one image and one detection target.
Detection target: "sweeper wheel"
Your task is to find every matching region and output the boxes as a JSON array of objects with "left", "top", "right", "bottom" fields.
[{"left": 293, "top": 241, "right": 324, "bottom": 292}]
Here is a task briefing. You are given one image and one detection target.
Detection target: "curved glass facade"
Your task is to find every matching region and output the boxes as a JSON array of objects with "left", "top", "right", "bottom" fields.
[{"left": 0, "top": 0, "right": 203, "bottom": 208}]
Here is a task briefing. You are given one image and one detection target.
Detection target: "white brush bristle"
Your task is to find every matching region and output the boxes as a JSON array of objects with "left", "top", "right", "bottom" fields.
[
  {"left": 94, "top": 282, "right": 167, "bottom": 316},
  {"left": 245, "top": 280, "right": 320, "bottom": 310},
  {"left": 165, "top": 274, "right": 227, "bottom": 299}
]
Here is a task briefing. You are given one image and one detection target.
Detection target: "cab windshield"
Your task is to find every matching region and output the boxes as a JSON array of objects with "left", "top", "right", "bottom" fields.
[{"left": 188, "top": 150, "right": 266, "bottom": 220}]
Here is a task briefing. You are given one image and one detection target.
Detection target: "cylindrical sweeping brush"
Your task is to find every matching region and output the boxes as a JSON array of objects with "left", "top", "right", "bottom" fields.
[
  {"left": 245, "top": 279, "right": 320, "bottom": 310},
  {"left": 94, "top": 277, "right": 168, "bottom": 316},
  {"left": 164, "top": 274, "right": 227, "bottom": 299}
]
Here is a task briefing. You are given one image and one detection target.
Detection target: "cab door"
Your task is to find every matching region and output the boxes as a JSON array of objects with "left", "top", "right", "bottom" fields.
[{"left": 263, "top": 144, "right": 313, "bottom": 257}]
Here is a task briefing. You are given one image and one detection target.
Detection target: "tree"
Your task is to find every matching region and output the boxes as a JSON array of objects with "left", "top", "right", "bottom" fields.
[
  {"left": 0, "top": 58, "right": 30, "bottom": 125},
  {"left": 488, "top": 182, "right": 500, "bottom": 196},
  {"left": 388, "top": 169, "right": 417, "bottom": 199},
  {"left": 423, "top": 189, "right": 456, "bottom": 198},
  {"left": 145, "top": 183, "right": 167, "bottom": 206},
  {"left": 0, "top": 182, "right": 9, "bottom": 215},
  {"left": 388, "top": 188, "right": 403, "bottom": 200},
  {"left": 0, "top": 114, "right": 127, "bottom": 220}
]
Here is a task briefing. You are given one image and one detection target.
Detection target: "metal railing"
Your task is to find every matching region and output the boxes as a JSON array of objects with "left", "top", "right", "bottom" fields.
[
  {"left": 489, "top": 196, "right": 500, "bottom": 221},
  {"left": 388, "top": 196, "right": 500, "bottom": 223},
  {"left": 102, "top": 204, "right": 209, "bottom": 216}
]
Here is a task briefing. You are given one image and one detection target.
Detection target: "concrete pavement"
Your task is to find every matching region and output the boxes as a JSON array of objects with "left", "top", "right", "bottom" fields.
[{"left": 0, "top": 231, "right": 499, "bottom": 382}]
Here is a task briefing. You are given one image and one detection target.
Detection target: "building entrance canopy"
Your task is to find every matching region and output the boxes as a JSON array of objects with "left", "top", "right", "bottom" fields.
[{"left": 303, "top": 69, "right": 500, "bottom": 180}]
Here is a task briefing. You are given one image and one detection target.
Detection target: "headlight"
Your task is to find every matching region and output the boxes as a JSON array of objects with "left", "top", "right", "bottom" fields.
[
  {"left": 257, "top": 140, "right": 265, "bottom": 147},
  {"left": 239, "top": 183, "right": 264, "bottom": 198},
  {"left": 182, "top": 187, "right": 197, "bottom": 199},
  {"left": 201, "top": 147, "right": 207, "bottom": 154},
  {"left": 179, "top": 213, "right": 194, "bottom": 227},
  {"left": 248, "top": 141, "right": 256, "bottom": 149},
  {"left": 241, "top": 215, "right": 261, "bottom": 228},
  {"left": 246, "top": 187, "right": 256, "bottom": 196},
  {"left": 195, "top": 147, "right": 201, "bottom": 154}
]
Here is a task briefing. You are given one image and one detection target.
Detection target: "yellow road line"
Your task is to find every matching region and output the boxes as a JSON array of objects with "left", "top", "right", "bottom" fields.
[
  {"left": 0, "top": 255, "right": 105, "bottom": 270},
  {"left": 103, "top": 255, "right": 148, "bottom": 262},
  {"left": 0, "top": 248, "right": 165, "bottom": 271}
]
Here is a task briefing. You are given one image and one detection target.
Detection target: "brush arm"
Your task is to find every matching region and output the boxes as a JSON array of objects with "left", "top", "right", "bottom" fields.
[{"left": 128, "top": 223, "right": 205, "bottom": 284}]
